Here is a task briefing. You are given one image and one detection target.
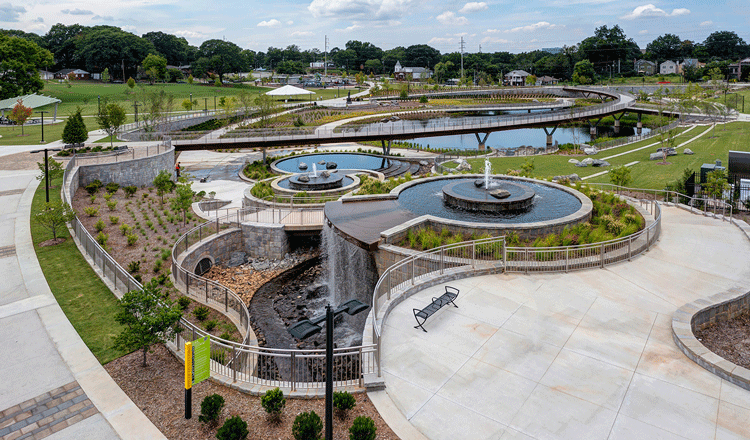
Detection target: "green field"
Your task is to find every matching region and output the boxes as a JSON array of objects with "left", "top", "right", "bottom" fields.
[
  {"left": 454, "top": 122, "right": 747, "bottom": 190},
  {"left": 30, "top": 176, "right": 130, "bottom": 364}
]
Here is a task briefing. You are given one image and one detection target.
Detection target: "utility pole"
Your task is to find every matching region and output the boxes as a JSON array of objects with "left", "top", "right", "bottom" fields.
[
  {"left": 324, "top": 35, "right": 329, "bottom": 80},
  {"left": 460, "top": 37, "right": 466, "bottom": 80}
]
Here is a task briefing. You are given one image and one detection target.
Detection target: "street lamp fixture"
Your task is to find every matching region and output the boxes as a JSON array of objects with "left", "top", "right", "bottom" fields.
[
  {"left": 29, "top": 147, "right": 62, "bottom": 203},
  {"left": 37, "top": 111, "right": 48, "bottom": 143},
  {"left": 288, "top": 298, "right": 369, "bottom": 440}
]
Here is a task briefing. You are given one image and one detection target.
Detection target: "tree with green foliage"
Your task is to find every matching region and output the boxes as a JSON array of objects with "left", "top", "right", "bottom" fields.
[
  {"left": 572, "top": 60, "right": 596, "bottom": 85},
  {"left": 0, "top": 33, "right": 53, "bottom": 99},
  {"left": 75, "top": 26, "right": 155, "bottom": 80},
  {"left": 142, "top": 31, "right": 194, "bottom": 66},
  {"left": 127, "top": 77, "right": 135, "bottom": 90},
  {"left": 609, "top": 165, "right": 632, "bottom": 188},
  {"left": 171, "top": 181, "right": 195, "bottom": 225},
  {"left": 37, "top": 158, "right": 64, "bottom": 183},
  {"left": 96, "top": 101, "right": 126, "bottom": 147},
  {"left": 8, "top": 99, "right": 33, "bottom": 135},
  {"left": 261, "top": 387, "right": 285, "bottom": 421},
  {"left": 292, "top": 411, "right": 322, "bottom": 440},
  {"left": 705, "top": 169, "right": 730, "bottom": 200},
  {"left": 349, "top": 416, "right": 377, "bottom": 440},
  {"left": 100, "top": 67, "right": 110, "bottom": 83},
  {"left": 142, "top": 53, "right": 167, "bottom": 84},
  {"left": 525, "top": 74, "right": 537, "bottom": 86},
  {"left": 198, "top": 393, "right": 225, "bottom": 425},
  {"left": 139, "top": 87, "right": 174, "bottom": 132},
  {"left": 520, "top": 159, "right": 535, "bottom": 177},
  {"left": 34, "top": 201, "right": 75, "bottom": 242},
  {"left": 62, "top": 108, "right": 89, "bottom": 145},
  {"left": 703, "top": 31, "right": 749, "bottom": 61},
  {"left": 253, "top": 94, "right": 279, "bottom": 128},
  {"left": 216, "top": 416, "right": 248, "bottom": 440},
  {"left": 112, "top": 280, "right": 182, "bottom": 367},
  {"left": 153, "top": 170, "right": 176, "bottom": 202},
  {"left": 193, "top": 39, "right": 247, "bottom": 83}
]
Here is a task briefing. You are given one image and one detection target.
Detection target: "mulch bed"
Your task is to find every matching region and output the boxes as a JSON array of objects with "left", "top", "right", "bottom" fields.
[
  {"left": 105, "top": 344, "right": 398, "bottom": 440},
  {"left": 694, "top": 310, "right": 750, "bottom": 369}
]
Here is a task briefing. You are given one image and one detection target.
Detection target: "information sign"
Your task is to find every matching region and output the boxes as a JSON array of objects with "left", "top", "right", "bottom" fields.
[{"left": 192, "top": 335, "right": 211, "bottom": 385}]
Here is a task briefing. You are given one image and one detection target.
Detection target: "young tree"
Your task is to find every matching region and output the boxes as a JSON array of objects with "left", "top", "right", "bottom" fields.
[
  {"left": 34, "top": 201, "right": 75, "bottom": 242},
  {"left": 126, "top": 77, "right": 135, "bottom": 90},
  {"left": 572, "top": 60, "right": 596, "bottom": 85},
  {"left": 253, "top": 94, "right": 279, "bottom": 128},
  {"left": 96, "top": 101, "right": 126, "bottom": 147},
  {"left": 139, "top": 88, "right": 174, "bottom": 132},
  {"left": 525, "top": 74, "right": 537, "bottom": 86},
  {"left": 236, "top": 89, "right": 254, "bottom": 117},
  {"left": 142, "top": 54, "right": 168, "bottom": 84},
  {"left": 705, "top": 169, "right": 730, "bottom": 200},
  {"left": 36, "top": 157, "right": 64, "bottom": 183},
  {"left": 113, "top": 281, "right": 183, "bottom": 367},
  {"left": 609, "top": 165, "right": 632, "bottom": 189},
  {"left": 153, "top": 170, "right": 176, "bottom": 202},
  {"left": 8, "top": 99, "right": 33, "bottom": 135},
  {"left": 61, "top": 108, "right": 88, "bottom": 145},
  {"left": 101, "top": 67, "right": 110, "bottom": 83},
  {"left": 171, "top": 181, "right": 195, "bottom": 225}
]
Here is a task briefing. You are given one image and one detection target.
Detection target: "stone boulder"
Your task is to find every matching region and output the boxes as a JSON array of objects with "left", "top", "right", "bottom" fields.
[
  {"left": 584, "top": 147, "right": 598, "bottom": 155},
  {"left": 592, "top": 159, "right": 610, "bottom": 167},
  {"left": 474, "top": 179, "right": 484, "bottom": 188},
  {"left": 489, "top": 189, "right": 511, "bottom": 199},
  {"left": 575, "top": 162, "right": 588, "bottom": 167},
  {"left": 227, "top": 252, "right": 247, "bottom": 268},
  {"left": 456, "top": 160, "right": 472, "bottom": 171},
  {"left": 298, "top": 174, "right": 310, "bottom": 182},
  {"left": 581, "top": 158, "right": 594, "bottom": 166},
  {"left": 298, "top": 162, "right": 308, "bottom": 170},
  {"left": 568, "top": 158, "right": 580, "bottom": 165},
  {"left": 326, "top": 162, "right": 338, "bottom": 169},
  {"left": 684, "top": 148, "right": 694, "bottom": 155},
  {"left": 320, "top": 171, "right": 330, "bottom": 178},
  {"left": 649, "top": 152, "right": 663, "bottom": 161},
  {"left": 318, "top": 160, "right": 327, "bottom": 165},
  {"left": 420, "top": 160, "right": 429, "bottom": 166}
]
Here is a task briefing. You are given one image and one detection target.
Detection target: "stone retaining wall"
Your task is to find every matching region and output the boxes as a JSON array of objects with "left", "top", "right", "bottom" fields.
[
  {"left": 241, "top": 222, "right": 290, "bottom": 260},
  {"left": 78, "top": 147, "right": 174, "bottom": 187},
  {"left": 180, "top": 229, "right": 244, "bottom": 275}
]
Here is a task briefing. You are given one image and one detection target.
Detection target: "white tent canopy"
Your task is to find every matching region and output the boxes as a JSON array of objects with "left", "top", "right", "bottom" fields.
[{"left": 265, "top": 85, "right": 315, "bottom": 96}]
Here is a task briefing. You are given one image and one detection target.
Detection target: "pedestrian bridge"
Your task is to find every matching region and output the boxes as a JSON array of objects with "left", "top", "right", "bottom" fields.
[{"left": 166, "top": 87, "right": 635, "bottom": 151}]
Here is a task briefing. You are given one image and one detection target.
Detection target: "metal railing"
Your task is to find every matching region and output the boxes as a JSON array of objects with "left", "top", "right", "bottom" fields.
[{"left": 592, "top": 120, "right": 680, "bottom": 151}]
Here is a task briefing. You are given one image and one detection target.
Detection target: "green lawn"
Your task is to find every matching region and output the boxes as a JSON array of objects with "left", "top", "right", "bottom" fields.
[
  {"left": 455, "top": 122, "right": 746, "bottom": 190},
  {"left": 0, "top": 114, "right": 137, "bottom": 146},
  {"left": 30, "top": 176, "right": 129, "bottom": 364}
]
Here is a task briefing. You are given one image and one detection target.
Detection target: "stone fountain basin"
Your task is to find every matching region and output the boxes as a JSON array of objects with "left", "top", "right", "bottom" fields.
[{"left": 442, "top": 180, "right": 536, "bottom": 213}]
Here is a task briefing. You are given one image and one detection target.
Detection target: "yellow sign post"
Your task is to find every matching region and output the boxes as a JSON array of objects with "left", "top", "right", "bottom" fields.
[
  {"left": 184, "top": 336, "right": 210, "bottom": 419},
  {"left": 184, "top": 341, "right": 192, "bottom": 419}
]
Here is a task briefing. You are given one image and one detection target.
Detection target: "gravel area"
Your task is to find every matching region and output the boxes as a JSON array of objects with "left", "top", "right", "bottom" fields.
[
  {"left": 695, "top": 309, "right": 750, "bottom": 368},
  {"left": 105, "top": 344, "right": 399, "bottom": 440}
]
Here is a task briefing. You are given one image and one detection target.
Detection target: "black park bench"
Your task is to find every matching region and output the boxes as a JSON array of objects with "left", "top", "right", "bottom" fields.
[{"left": 413, "top": 286, "right": 459, "bottom": 332}]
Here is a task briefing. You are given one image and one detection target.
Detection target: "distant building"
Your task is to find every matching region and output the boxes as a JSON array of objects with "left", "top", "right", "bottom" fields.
[
  {"left": 541, "top": 47, "right": 562, "bottom": 54},
  {"left": 634, "top": 59, "right": 656, "bottom": 76},
  {"left": 54, "top": 68, "right": 90, "bottom": 80},
  {"left": 504, "top": 70, "right": 530, "bottom": 86},
  {"left": 659, "top": 60, "right": 677, "bottom": 75},
  {"left": 394, "top": 61, "right": 432, "bottom": 80},
  {"left": 39, "top": 70, "right": 54, "bottom": 80},
  {"left": 536, "top": 75, "right": 559, "bottom": 85},
  {"left": 729, "top": 58, "right": 750, "bottom": 80},
  {"left": 309, "top": 61, "right": 335, "bottom": 70}
]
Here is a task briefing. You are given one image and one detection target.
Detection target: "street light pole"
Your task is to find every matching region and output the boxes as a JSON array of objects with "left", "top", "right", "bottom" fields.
[
  {"left": 37, "top": 111, "right": 48, "bottom": 143},
  {"left": 29, "top": 148, "right": 61, "bottom": 203},
  {"left": 325, "top": 305, "right": 334, "bottom": 440},
  {"left": 203, "top": 98, "right": 208, "bottom": 113}
]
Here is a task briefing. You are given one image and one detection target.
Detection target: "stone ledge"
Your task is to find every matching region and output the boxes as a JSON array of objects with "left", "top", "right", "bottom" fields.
[{"left": 672, "top": 287, "right": 750, "bottom": 391}]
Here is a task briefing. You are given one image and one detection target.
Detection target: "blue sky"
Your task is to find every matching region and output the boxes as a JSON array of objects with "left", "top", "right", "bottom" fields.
[{"left": 4, "top": 0, "right": 749, "bottom": 53}]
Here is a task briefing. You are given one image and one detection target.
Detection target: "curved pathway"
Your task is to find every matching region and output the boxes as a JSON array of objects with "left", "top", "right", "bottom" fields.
[
  {"left": 376, "top": 206, "right": 750, "bottom": 440},
  {"left": 0, "top": 161, "right": 164, "bottom": 438}
]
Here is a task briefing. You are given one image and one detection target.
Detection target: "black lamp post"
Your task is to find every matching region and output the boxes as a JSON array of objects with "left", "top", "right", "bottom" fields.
[
  {"left": 203, "top": 98, "right": 208, "bottom": 113},
  {"left": 30, "top": 148, "right": 62, "bottom": 202},
  {"left": 288, "top": 299, "right": 369, "bottom": 440},
  {"left": 37, "top": 111, "right": 48, "bottom": 143},
  {"left": 133, "top": 102, "right": 139, "bottom": 125}
]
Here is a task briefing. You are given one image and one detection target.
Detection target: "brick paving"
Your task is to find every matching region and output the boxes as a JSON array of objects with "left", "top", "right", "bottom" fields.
[{"left": 0, "top": 381, "right": 98, "bottom": 440}]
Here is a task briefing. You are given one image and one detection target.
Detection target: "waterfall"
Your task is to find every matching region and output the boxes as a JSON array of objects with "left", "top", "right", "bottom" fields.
[
  {"left": 321, "top": 223, "right": 378, "bottom": 346},
  {"left": 484, "top": 158, "right": 491, "bottom": 189}
]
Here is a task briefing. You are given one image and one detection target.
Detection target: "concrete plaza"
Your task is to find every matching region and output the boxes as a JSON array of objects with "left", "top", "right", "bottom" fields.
[{"left": 377, "top": 206, "right": 750, "bottom": 440}]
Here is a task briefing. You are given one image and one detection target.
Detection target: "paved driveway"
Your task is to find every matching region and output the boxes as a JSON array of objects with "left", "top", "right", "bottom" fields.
[{"left": 381, "top": 207, "right": 750, "bottom": 440}]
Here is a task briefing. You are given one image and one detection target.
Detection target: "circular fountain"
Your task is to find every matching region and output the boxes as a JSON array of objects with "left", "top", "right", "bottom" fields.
[
  {"left": 442, "top": 159, "right": 536, "bottom": 213},
  {"left": 287, "top": 166, "right": 345, "bottom": 191}
]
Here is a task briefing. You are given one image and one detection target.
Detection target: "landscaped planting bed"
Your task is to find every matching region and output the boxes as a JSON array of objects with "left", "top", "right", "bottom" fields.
[{"left": 71, "top": 183, "right": 242, "bottom": 342}]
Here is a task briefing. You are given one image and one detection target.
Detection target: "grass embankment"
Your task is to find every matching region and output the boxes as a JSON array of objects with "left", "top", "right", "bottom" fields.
[
  {"left": 439, "top": 122, "right": 739, "bottom": 189},
  {"left": 30, "top": 176, "right": 129, "bottom": 364}
]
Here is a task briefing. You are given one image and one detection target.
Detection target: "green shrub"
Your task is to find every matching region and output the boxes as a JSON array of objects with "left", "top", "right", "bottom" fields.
[
  {"left": 205, "top": 319, "right": 218, "bottom": 331},
  {"left": 419, "top": 95, "right": 428, "bottom": 103},
  {"left": 349, "top": 416, "right": 376, "bottom": 440},
  {"left": 216, "top": 415, "right": 248, "bottom": 440},
  {"left": 127, "top": 260, "right": 140, "bottom": 274},
  {"left": 120, "top": 224, "right": 131, "bottom": 235},
  {"left": 89, "top": 195, "right": 96, "bottom": 204},
  {"left": 123, "top": 185, "right": 137, "bottom": 198},
  {"left": 292, "top": 411, "right": 322, "bottom": 440},
  {"left": 177, "top": 296, "right": 190, "bottom": 310},
  {"left": 107, "top": 200, "right": 117, "bottom": 211},
  {"left": 198, "top": 393, "right": 224, "bottom": 425},
  {"left": 94, "top": 219, "right": 105, "bottom": 232},
  {"left": 84, "top": 180, "right": 103, "bottom": 195},
  {"left": 96, "top": 232, "right": 108, "bottom": 246},
  {"left": 105, "top": 182, "right": 120, "bottom": 194},
  {"left": 261, "top": 388, "right": 286, "bottom": 420},
  {"left": 334, "top": 391, "right": 356, "bottom": 419},
  {"left": 152, "top": 259, "right": 162, "bottom": 273},
  {"left": 193, "top": 306, "right": 210, "bottom": 321},
  {"left": 126, "top": 234, "right": 138, "bottom": 246},
  {"left": 84, "top": 207, "right": 99, "bottom": 217},
  {"left": 109, "top": 215, "right": 119, "bottom": 225},
  {"left": 103, "top": 193, "right": 113, "bottom": 202}
]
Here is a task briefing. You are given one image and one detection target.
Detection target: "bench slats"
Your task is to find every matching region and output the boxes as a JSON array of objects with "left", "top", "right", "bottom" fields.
[{"left": 413, "top": 286, "right": 459, "bottom": 332}]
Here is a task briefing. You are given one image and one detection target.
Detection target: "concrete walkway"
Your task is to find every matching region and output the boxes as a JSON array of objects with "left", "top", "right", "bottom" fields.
[
  {"left": 378, "top": 206, "right": 750, "bottom": 440},
  {"left": 0, "top": 170, "right": 164, "bottom": 438}
]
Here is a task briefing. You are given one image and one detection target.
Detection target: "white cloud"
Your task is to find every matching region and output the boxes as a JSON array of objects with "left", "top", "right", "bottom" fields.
[
  {"left": 174, "top": 30, "right": 206, "bottom": 39},
  {"left": 0, "top": 3, "right": 25, "bottom": 22},
  {"left": 506, "top": 21, "right": 560, "bottom": 33},
  {"left": 33, "top": 16, "right": 43, "bottom": 22},
  {"left": 92, "top": 15, "right": 114, "bottom": 21},
  {"left": 286, "top": 21, "right": 294, "bottom": 25},
  {"left": 61, "top": 8, "right": 93, "bottom": 15},
  {"left": 437, "top": 11, "right": 468, "bottom": 25},
  {"left": 428, "top": 37, "right": 454, "bottom": 45},
  {"left": 291, "top": 31, "right": 314, "bottom": 37},
  {"left": 621, "top": 4, "right": 690, "bottom": 19},
  {"left": 308, "top": 0, "right": 417, "bottom": 22},
  {"left": 257, "top": 19, "right": 281, "bottom": 27},
  {"left": 700, "top": 20, "right": 713, "bottom": 27},
  {"left": 638, "top": 29, "right": 648, "bottom": 34},
  {"left": 484, "top": 28, "right": 501, "bottom": 34},
  {"left": 459, "top": 2, "right": 487, "bottom": 13},
  {"left": 481, "top": 36, "right": 510, "bottom": 44}
]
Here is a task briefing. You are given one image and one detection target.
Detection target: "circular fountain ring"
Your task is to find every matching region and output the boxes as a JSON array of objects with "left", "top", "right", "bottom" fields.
[
  {"left": 442, "top": 180, "right": 536, "bottom": 213},
  {"left": 288, "top": 172, "right": 345, "bottom": 191}
]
